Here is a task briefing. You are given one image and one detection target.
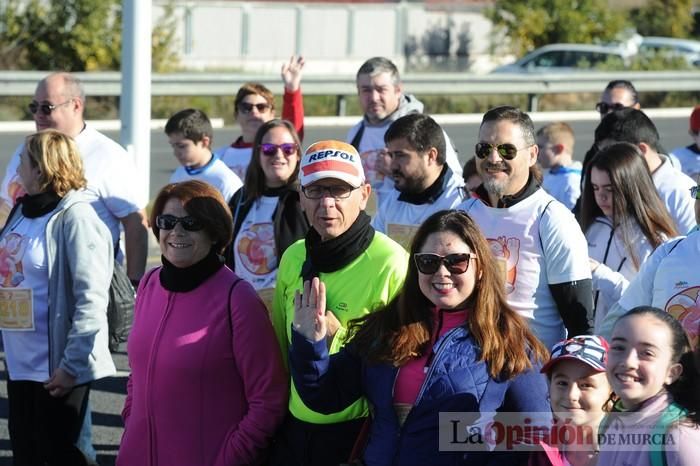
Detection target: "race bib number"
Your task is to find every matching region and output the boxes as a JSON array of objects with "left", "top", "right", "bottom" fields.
[{"left": 0, "top": 288, "right": 34, "bottom": 330}]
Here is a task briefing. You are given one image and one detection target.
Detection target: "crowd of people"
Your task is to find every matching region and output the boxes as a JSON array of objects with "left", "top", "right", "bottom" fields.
[{"left": 0, "top": 57, "right": 698, "bottom": 466}]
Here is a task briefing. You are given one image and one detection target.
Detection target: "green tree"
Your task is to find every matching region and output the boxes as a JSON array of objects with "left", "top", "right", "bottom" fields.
[
  {"left": 631, "top": 0, "right": 694, "bottom": 38},
  {"left": 0, "top": 0, "right": 178, "bottom": 71},
  {"left": 487, "top": 0, "right": 628, "bottom": 57}
]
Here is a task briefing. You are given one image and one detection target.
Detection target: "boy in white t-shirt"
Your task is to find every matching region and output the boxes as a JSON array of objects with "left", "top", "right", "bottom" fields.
[
  {"left": 536, "top": 122, "right": 582, "bottom": 211},
  {"left": 670, "top": 105, "right": 700, "bottom": 181},
  {"left": 165, "top": 109, "right": 242, "bottom": 202}
]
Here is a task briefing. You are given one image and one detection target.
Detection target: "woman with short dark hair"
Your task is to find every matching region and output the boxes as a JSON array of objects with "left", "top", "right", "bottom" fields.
[{"left": 117, "top": 180, "right": 287, "bottom": 466}]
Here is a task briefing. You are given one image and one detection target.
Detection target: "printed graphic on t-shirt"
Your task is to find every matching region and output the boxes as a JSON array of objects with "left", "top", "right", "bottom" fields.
[
  {"left": 487, "top": 236, "right": 520, "bottom": 294},
  {"left": 237, "top": 222, "right": 277, "bottom": 275},
  {"left": 0, "top": 232, "right": 28, "bottom": 287},
  {"left": 387, "top": 223, "right": 419, "bottom": 250},
  {"left": 665, "top": 286, "right": 700, "bottom": 348},
  {"left": 359, "top": 149, "right": 387, "bottom": 187}
]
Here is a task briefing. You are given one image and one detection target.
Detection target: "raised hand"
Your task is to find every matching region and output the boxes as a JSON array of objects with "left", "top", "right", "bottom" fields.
[
  {"left": 293, "top": 277, "right": 327, "bottom": 342},
  {"left": 281, "top": 55, "right": 306, "bottom": 92}
]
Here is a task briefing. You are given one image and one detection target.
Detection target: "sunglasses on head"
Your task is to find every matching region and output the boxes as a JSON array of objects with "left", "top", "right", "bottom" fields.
[
  {"left": 238, "top": 102, "right": 271, "bottom": 114},
  {"left": 260, "top": 143, "right": 298, "bottom": 157},
  {"left": 28, "top": 100, "right": 73, "bottom": 116},
  {"left": 475, "top": 142, "right": 523, "bottom": 160},
  {"left": 414, "top": 253, "right": 476, "bottom": 275},
  {"left": 155, "top": 214, "right": 204, "bottom": 231},
  {"left": 595, "top": 102, "right": 628, "bottom": 115}
]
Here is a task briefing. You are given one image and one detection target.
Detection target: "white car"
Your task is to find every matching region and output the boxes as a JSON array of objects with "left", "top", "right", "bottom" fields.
[
  {"left": 638, "top": 36, "right": 700, "bottom": 67},
  {"left": 491, "top": 43, "right": 632, "bottom": 73}
]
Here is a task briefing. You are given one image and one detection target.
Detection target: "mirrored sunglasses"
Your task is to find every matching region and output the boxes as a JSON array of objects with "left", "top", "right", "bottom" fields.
[
  {"left": 260, "top": 143, "right": 298, "bottom": 157},
  {"left": 414, "top": 253, "right": 476, "bottom": 275},
  {"left": 475, "top": 142, "right": 522, "bottom": 160},
  {"left": 155, "top": 214, "right": 204, "bottom": 231},
  {"left": 691, "top": 185, "right": 700, "bottom": 200}
]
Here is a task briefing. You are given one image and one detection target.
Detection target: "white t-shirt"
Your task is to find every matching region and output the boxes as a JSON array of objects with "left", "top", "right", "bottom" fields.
[
  {"left": 371, "top": 168, "right": 465, "bottom": 249},
  {"left": 459, "top": 190, "right": 591, "bottom": 349},
  {"left": 586, "top": 217, "right": 658, "bottom": 332},
  {"left": 600, "top": 231, "right": 700, "bottom": 347},
  {"left": 0, "top": 211, "right": 52, "bottom": 382},
  {"left": 233, "top": 196, "right": 279, "bottom": 306},
  {"left": 541, "top": 161, "right": 582, "bottom": 211},
  {"left": 670, "top": 144, "right": 700, "bottom": 181},
  {"left": 169, "top": 156, "right": 242, "bottom": 202},
  {"left": 214, "top": 145, "right": 252, "bottom": 181},
  {"left": 0, "top": 126, "right": 144, "bottom": 247},
  {"left": 652, "top": 156, "right": 696, "bottom": 235}
]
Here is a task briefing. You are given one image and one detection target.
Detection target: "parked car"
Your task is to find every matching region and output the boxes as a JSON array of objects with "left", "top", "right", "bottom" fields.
[
  {"left": 638, "top": 36, "right": 700, "bottom": 67},
  {"left": 491, "top": 43, "right": 632, "bottom": 73}
]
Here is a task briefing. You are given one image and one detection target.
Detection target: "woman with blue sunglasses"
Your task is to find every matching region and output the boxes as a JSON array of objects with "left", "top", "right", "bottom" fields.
[
  {"left": 290, "top": 209, "right": 551, "bottom": 466},
  {"left": 225, "top": 119, "right": 309, "bottom": 310}
]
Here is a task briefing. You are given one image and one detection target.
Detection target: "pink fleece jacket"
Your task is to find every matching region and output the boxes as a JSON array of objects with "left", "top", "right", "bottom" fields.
[{"left": 117, "top": 266, "right": 288, "bottom": 466}]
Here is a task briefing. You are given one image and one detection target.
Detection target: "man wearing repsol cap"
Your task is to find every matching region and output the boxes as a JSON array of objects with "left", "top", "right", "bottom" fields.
[{"left": 269, "top": 140, "right": 408, "bottom": 466}]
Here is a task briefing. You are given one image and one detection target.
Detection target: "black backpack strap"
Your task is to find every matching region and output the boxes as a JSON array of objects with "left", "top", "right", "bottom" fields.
[
  {"left": 350, "top": 121, "right": 365, "bottom": 151},
  {"left": 537, "top": 200, "right": 555, "bottom": 260}
]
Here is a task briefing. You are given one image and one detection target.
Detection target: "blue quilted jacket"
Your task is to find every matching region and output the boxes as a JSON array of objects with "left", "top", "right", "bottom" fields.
[{"left": 290, "top": 324, "right": 551, "bottom": 466}]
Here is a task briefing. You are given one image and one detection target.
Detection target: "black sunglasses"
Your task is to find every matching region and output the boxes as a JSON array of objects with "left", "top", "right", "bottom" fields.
[
  {"left": 260, "top": 143, "right": 298, "bottom": 157},
  {"left": 595, "top": 102, "right": 628, "bottom": 115},
  {"left": 155, "top": 214, "right": 204, "bottom": 231},
  {"left": 414, "top": 253, "right": 476, "bottom": 275},
  {"left": 28, "top": 99, "right": 73, "bottom": 116},
  {"left": 238, "top": 102, "right": 271, "bottom": 114},
  {"left": 475, "top": 142, "right": 526, "bottom": 160}
]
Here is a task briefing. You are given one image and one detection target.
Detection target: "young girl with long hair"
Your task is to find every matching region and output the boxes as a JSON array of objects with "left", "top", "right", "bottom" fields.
[
  {"left": 290, "top": 209, "right": 550, "bottom": 465},
  {"left": 599, "top": 306, "right": 700, "bottom": 465},
  {"left": 579, "top": 142, "right": 677, "bottom": 331}
]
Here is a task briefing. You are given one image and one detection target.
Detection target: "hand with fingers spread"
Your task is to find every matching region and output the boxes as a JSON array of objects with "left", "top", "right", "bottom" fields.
[
  {"left": 293, "top": 277, "right": 327, "bottom": 342},
  {"left": 281, "top": 55, "right": 306, "bottom": 92}
]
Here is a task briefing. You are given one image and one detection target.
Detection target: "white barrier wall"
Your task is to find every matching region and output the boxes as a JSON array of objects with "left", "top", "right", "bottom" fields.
[{"left": 154, "top": 1, "right": 498, "bottom": 74}]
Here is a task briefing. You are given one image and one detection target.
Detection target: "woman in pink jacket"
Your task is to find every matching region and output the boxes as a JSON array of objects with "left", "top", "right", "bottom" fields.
[{"left": 117, "top": 180, "right": 288, "bottom": 466}]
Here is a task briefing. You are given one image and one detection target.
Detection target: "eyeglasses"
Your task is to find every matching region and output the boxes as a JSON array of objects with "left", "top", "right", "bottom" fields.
[
  {"left": 301, "top": 185, "right": 357, "bottom": 200},
  {"left": 475, "top": 142, "right": 528, "bottom": 160},
  {"left": 28, "top": 100, "right": 73, "bottom": 116},
  {"left": 595, "top": 102, "right": 629, "bottom": 115},
  {"left": 238, "top": 102, "right": 271, "bottom": 114},
  {"left": 155, "top": 214, "right": 204, "bottom": 231},
  {"left": 691, "top": 185, "right": 700, "bottom": 200},
  {"left": 414, "top": 253, "right": 476, "bottom": 275},
  {"left": 260, "top": 143, "right": 298, "bottom": 157}
]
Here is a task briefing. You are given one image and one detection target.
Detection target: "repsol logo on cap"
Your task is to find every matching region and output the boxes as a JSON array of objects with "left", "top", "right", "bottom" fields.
[{"left": 300, "top": 140, "right": 365, "bottom": 188}]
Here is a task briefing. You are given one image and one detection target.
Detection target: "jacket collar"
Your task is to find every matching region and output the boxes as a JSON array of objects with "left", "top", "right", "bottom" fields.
[{"left": 473, "top": 172, "right": 540, "bottom": 208}]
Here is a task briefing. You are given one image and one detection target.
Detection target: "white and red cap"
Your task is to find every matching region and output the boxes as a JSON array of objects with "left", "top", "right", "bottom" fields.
[
  {"left": 300, "top": 140, "right": 365, "bottom": 188},
  {"left": 540, "top": 335, "right": 609, "bottom": 374}
]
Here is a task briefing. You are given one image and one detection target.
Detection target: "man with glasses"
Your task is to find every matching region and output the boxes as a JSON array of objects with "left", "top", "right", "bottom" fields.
[
  {"left": 458, "top": 106, "right": 592, "bottom": 350},
  {"left": 0, "top": 72, "right": 148, "bottom": 463},
  {"left": 599, "top": 181, "right": 700, "bottom": 345},
  {"left": 347, "top": 57, "right": 462, "bottom": 203},
  {"left": 371, "top": 113, "right": 465, "bottom": 249},
  {"left": 214, "top": 55, "right": 305, "bottom": 179},
  {"left": 269, "top": 140, "right": 407, "bottom": 466}
]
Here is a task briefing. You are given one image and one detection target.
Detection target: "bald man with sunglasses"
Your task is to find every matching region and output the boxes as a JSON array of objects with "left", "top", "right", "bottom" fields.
[{"left": 457, "top": 106, "right": 593, "bottom": 350}]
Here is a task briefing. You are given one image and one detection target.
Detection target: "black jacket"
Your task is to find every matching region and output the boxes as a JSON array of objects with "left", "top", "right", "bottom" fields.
[{"left": 225, "top": 187, "right": 309, "bottom": 270}]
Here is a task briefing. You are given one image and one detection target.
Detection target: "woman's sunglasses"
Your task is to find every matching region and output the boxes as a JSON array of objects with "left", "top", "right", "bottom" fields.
[
  {"left": 238, "top": 102, "right": 271, "bottom": 114},
  {"left": 475, "top": 142, "right": 525, "bottom": 160},
  {"left": 260, "top": 143, "right": 298, "bottom": 157},
  {"left": 414, "top": 253, "right": 476, "bottom": 275},
  {"left": 155, "top": 214, "right": 204, "bottom": 231}
]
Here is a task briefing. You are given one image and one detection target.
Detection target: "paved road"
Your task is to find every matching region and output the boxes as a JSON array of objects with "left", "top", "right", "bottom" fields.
[{"left": 0, "top": 115, "right": 691, "bottom": 465}]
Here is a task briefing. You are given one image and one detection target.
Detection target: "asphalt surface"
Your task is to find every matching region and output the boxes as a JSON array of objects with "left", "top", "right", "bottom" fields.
[{"left": 0, "top": 115, "right": 691, "bottom": 465}]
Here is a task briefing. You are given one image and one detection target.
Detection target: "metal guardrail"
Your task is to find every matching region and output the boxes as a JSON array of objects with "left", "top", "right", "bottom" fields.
[{"left": 2, "top": 70, "right": 700, "bottom": 113}]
